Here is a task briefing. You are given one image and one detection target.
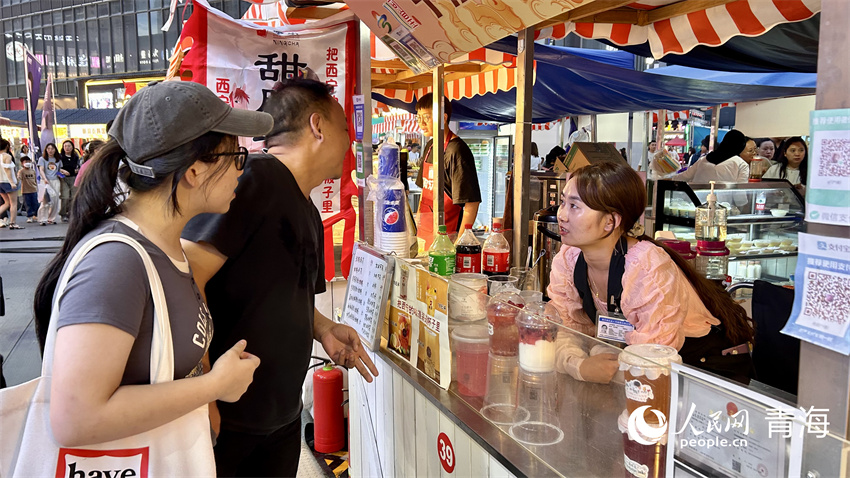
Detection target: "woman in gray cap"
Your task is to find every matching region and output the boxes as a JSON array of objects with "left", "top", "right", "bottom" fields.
[{"left": 29, "top": 81, "right": 273, "bottom": 473}]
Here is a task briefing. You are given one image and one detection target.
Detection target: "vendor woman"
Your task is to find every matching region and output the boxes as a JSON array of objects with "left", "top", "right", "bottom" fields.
[{"left": 548, "top": 161, "right": 754, "bottom": 384}]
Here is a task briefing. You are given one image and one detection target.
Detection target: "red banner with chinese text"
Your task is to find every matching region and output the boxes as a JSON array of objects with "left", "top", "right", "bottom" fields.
[{"left": 168, "top": 1, "right": 357, "bottom": 280}]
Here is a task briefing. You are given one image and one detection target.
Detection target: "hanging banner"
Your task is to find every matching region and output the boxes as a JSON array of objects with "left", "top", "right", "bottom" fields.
[
  {"left": 782, "top": 233, "right": 850, "bottom": 355},
  {"left": 24, "top": 50, "right": 42, "bottom": 153},
  {"left": 806, "top": 109, "right": 850, "bottom": 226},
  {"left": 346, "top": 0, "right": 582, "bottom": 72},
  {"left": 40, "top": 73, "right": 55, "bottom": 147},
  {"left": 169, "top": 0, "right": 358, "bottom": 280}
]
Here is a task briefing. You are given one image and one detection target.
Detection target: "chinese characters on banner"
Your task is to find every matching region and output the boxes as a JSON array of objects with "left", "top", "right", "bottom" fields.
[
  {"left": 781, "top": 233, "right": 850, "bottom": 354},
  {"left": 807, "top": 109, "right": 850, "bottom": 226},
  {"left": 169, "top": 0, "right": 358, "bottom": 280},
  {"left": 385, "top": 260, "right": 452, "bottom": 389}
]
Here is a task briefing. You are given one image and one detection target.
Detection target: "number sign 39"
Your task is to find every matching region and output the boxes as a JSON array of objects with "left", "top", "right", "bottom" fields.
[{"left": 437, "top": 432, "right": 455, "bottom": 473}]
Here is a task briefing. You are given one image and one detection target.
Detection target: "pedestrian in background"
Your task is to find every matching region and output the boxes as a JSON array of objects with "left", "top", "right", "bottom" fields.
[
  {"left": 75, "top": 139, "right": 105, "bottom": 188},
  {"left": 58, "top": 139, "right": 80, "bottom": 222},
  {"left": 37, "top": 143, "right": 61, "bottom": 225},
  {"left": 0, "top": 138, "right": 22, "bottom": 229},
  {"left": 17, "top": 156, "right": 38, "bottom": 223}
]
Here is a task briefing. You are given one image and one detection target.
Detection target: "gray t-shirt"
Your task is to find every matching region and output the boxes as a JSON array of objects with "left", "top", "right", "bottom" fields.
[
  {"left": 55, "top": 219, "right": 212, "bottom": 384},
  {"left": 37, "top": 156, "right": 60, "bottom": 181}
]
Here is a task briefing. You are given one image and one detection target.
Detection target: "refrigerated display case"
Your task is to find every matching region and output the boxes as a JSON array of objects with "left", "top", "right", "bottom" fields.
[
  {"left": 646, "top": 179, "right": 804, "bottom": 284},
  {"left": 458, "top": 130, "right": 511, "bottom": 228}
]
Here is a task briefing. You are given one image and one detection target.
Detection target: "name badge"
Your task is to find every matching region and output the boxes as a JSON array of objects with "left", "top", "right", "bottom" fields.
[{"left": 596, "top": 313, "right": 634, "bottom": 343}]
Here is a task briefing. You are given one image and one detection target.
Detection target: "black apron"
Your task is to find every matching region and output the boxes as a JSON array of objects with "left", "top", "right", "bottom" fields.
[{"left": 573, "top": 238, "right": 753, "bottom": 384}]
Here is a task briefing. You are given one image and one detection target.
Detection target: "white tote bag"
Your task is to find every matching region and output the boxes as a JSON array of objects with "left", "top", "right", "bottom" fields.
[{"left": 0, "top": 233, "right": 215, "bottom": 477}]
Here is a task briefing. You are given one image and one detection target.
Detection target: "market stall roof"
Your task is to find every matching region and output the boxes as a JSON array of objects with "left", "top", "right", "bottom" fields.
[
  {"left": 600, "top": 13, "right": 820, "bottom": 73},
  {"left": 645, "top": 64, "right": 816, "bottom": 88},
  {"left": 373, "top": 37, "right": 815, "bottom": 123},
  {"left": 1, "top": 109, "right": 119, "bottom": 125},
  {"left": 534, "top": 0, "right": 820, "bottom": 60}
]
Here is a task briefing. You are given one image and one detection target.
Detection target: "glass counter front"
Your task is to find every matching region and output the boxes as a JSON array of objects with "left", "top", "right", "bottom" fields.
[{"left": 356, "top": 255, "right": 850, "bottom": 478}]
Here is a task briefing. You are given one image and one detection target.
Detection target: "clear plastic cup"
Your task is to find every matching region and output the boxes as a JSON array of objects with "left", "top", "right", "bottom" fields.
[
  {"left": 487, "top": 275, "right": 519, "bottom": 296},
  {"left": 451, "top": 325, "right": 489, "bottom": 397},
  {"left": 516, "top": 302, "right": 562, "bottom": 373},
  {"left": 486, "top": 290, "right": 525, "bottom": 356},
  {"left": 510, "top": 266, "right": 539, "bottom": 291},
  {"left": 619, "top": 344, "right": 681, "bottom": 426},
  {"left": 449, "top": 273, "right": 488, "bottom": 323},
  {"left": 480, "top": 353, "right": 529, "bottom": 426},
  {"left": 509, "top": 368, "right": 563, "bottom": 446}
]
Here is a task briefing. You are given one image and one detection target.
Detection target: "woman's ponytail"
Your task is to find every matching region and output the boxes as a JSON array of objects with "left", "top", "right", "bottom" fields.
[{"left": 33, "top": 140, "right": 127, "bottom": 351}]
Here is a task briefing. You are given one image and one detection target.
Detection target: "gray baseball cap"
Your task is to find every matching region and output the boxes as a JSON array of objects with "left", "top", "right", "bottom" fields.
[{"left": 109, "top": 80, "right": 273, "bottom": 163}]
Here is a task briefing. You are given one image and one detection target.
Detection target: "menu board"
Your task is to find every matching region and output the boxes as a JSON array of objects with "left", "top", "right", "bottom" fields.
[{"left": 341, "top": 243, "right": 394, "bottom": 351}]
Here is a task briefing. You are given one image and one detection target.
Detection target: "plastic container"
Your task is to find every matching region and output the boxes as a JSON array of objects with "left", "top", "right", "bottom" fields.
[
  {"left": 377, "top": 140, "right": 400, "bottom": 179},
  {"left": 486, "top": 290, "right": 525, "bottom": 356},
  {"left": 429, "top": 225, "right": 456, "bottom": 276},
  {"left": 695, "top": 181, "right": 727, "bottom": 243},
  {"left": 480, "top": 354, "right": 529, "bottom": 426},
  {"left": 516, "top": 302, "right": 562, "bottom": 373},
  {"left": 448, "top": 273, "right": 488, "bottom": 323},
  {"left": 755, "top": 190, "right": 767, "bottom": 214},
  {"left": 748, "top": 155, "right": 769, "bottom": 181},
  {"left": 696, "top": 241, "right": 730, "bottom": 281},
  {"left": 509, "top": 368, "right": 563, "bottom": 446},
  {"left": 619, "top": 344, "right": 682, "bottom": 426},
  {"left": 455, "top": 224, "right": 482, "bottom": 273},
  {"left": 618, "top": 409, "right": 668, "bottom": 478},
  {"left": 483, "top": 217, "right": 510, "bottom": 276},
  {"left": 451, "top": 325, "right": 489, "bottom": 397}
]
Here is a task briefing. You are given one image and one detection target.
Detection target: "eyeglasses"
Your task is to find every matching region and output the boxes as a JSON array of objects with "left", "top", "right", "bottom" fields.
[
  {"left": 210, "top": 146, "right": 249, "bottom": 170},
  {"left": 415, "top": 114, "right": 432, "bottom": 124}
]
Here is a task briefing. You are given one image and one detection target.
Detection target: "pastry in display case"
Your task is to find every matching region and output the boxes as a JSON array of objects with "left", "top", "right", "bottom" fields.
[{"left": 646, "top": 179, "right": 804, "bottom": 284}]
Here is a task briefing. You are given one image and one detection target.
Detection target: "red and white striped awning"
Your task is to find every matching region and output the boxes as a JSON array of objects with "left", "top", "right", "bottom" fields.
[
  {"left": 535, "top": 0, "right": 820, "bottom": 58},
  {"left": 375, "top": 53, "right": 536, "bottom": 104},
  {"left": 241, "top": 2, "right": 349, "bottom": 27},
  {"left": 532, "top": 119, "right": 563, "bottom": 131},
  {"left": 373, "top": 114, "right": 419, "bottom": 135}
]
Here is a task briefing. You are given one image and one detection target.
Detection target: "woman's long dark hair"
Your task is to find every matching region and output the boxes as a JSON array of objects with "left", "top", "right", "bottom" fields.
[
  {"left": 776, "top": 136, "right": 808, "bottom": 186},
  {"left": 571, "top": 161, "right": 754, "bottom": 346},
  {"left": 33, "top": 133, "right": 235, "bottom": 351},
  {"left": 705, "top": 129, "right": 747, "bottom": 165}
]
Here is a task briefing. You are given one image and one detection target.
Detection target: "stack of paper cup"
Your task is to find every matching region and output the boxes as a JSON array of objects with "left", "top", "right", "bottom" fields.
[
  {"left": 376, "top": 183, "right": 408, "bottom": 258},
  {"left": 378, "top": 143, "right": 401, "bottom": 179}
]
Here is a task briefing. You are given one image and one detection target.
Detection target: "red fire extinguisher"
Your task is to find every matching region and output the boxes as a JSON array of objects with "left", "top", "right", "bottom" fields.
[{"left": 313, "top": 364, "right": 345, "bottom": 453}]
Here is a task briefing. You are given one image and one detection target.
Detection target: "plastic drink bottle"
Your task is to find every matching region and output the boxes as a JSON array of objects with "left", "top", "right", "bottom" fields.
[
  {"left": 482, "top": 218, "right": 510, "bottom": 276},
  {"left": 455, "top": 224, "right": 482, "bottom": 273},
  {"left": 429, "top": 225, "right": 456, "bottom": 276}
]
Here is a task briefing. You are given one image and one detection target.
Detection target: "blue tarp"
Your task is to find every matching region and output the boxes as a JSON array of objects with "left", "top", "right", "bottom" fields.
[
  {"left": 374, "top": 37, "right": 815, "bottom": 123},
  {"left": 2, "top": 108, "right": 119, "bottom": 125},
  {"left": 645, "top": 65, "right": 816, "bottom": 88}
]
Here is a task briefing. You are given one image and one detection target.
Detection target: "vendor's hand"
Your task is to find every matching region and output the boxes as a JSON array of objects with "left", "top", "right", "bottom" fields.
[
  {"left": 320, "top": 323, "right": 379, "bottom": 382},
  {"left": 209, "top": 339, "right": 261, "bottom": 402},
  {"left": 579, "top": 353, "right": 619, "bottom": 384},
  {"left": 795, "top": 183, "right": 806, "bottom": 197}
]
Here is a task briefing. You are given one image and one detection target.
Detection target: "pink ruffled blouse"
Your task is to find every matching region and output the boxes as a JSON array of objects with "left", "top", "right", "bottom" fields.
[{"left": 547, "top": 241, "right": 719, "bottom": 350}]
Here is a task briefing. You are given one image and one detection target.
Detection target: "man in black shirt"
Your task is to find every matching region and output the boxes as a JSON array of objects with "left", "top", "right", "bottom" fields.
[
  {"left": 414, "top": 93, "right": 481, "bottom": 249},
  {"left": 182, "top": 79, "right": 378, "bottom": 477}
]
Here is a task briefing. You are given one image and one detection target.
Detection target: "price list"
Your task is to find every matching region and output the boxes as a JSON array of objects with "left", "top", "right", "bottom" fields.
[{"left": 342, "top": 244, "right": 393, "bottom": 350}]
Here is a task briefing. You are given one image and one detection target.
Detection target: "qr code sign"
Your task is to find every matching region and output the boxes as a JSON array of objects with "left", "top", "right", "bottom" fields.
[
  {"left": 801, "top": 268, "right": 850, "bottom": 334},
  {"left": 818, "top": 138, "right": 850, "bottom": 177}
]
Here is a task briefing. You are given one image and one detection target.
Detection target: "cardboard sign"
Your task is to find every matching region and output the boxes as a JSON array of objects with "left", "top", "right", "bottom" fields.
[{"left": 563, "top": 142, "right": 627, "bottom": 172}]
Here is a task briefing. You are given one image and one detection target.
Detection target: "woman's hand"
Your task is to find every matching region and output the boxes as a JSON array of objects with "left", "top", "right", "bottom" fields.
[
  {"left": 579, "top": 353, "right": 619, "bottom": 384},
  {"left": 209, "top": 339, "right": 261, "bottom": 402},
  {"left": 60, "top": 169, "right": 70, "bottom": 176}
]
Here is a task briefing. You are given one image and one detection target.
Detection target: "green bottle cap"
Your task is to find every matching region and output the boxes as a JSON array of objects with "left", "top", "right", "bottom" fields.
[{"left": 438, "top": 225, "right": 447, "bottom": 234}]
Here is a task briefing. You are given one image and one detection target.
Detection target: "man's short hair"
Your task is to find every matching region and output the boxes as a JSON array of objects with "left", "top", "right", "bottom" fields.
[
  {"left": 415, "top": 93, "right": 452, "bottom": 122},
  {"left": 263, "top": 79, "right": 336, "bottom": 147}
]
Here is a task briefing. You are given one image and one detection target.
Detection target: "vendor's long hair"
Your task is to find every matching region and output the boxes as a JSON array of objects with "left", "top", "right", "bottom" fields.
[{"left": 571, "top": 161, "right": 754, "bottom": 346}]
